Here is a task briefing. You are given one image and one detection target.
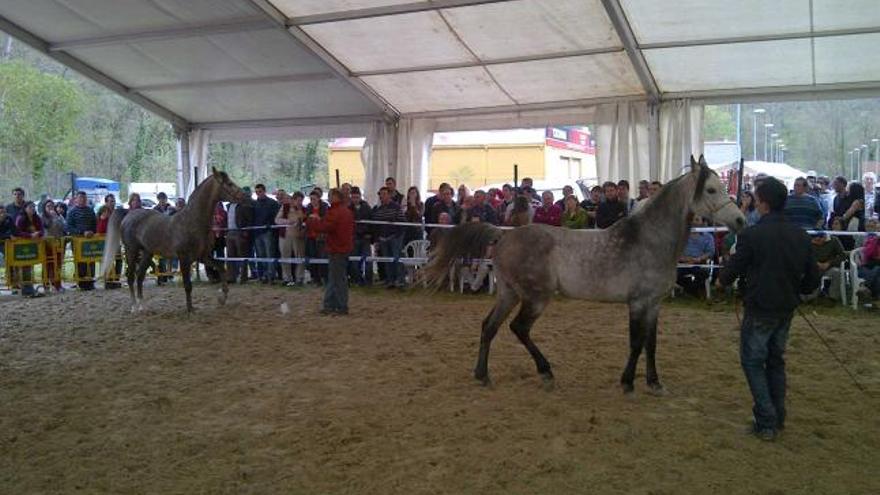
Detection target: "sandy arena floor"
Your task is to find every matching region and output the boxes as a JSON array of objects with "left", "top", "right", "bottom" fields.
[{"left": 1, "top": 283, "right": 879, "bottom": 494}]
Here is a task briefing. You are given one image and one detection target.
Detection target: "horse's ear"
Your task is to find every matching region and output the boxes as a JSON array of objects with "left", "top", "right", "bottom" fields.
[
  {"left": 690, "top": 155, "right": 699, "bottom": 174},
  {"left": 698, "top": 154, "right": 708, "bottom": 167},
  {"left": 212, "top": 166, "right": 220, "bottom": 177}
]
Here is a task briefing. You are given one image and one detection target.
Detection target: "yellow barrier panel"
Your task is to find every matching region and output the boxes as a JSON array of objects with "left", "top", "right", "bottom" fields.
[
  {"left": 71, "top": 235, "right": 104, "bottom": 284},
  {"left": 3, "top": 238, "right": 45, "bottom": 289}
]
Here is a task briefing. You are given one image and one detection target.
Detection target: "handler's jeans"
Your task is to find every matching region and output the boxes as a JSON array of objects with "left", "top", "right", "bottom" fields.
[
  {"left": 740, "top": 312, "right": 793, "bottom": 431},
  {"left": 323, "top": 253, "right": 349, "bottom": 313}
]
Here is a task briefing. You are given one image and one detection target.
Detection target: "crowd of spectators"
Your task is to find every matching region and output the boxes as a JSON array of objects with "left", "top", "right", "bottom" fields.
[{"left": 2, "top": 169, "right": 878, "bottom": 304}]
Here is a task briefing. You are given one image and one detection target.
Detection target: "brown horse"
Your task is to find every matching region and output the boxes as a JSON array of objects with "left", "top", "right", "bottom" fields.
[
  {"left": 422, "top": 156, "right": 746, "bottom": 394},
  {"left": 101, "top": 168, "right": 249, "bottom": 313}
]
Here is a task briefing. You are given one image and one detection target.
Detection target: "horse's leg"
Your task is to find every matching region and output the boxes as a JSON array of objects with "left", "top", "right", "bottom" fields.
[
  {"left": 126, "top": 248, "right": 139, "bottom": 313},
  {"left": 621, "top": 301, "right": 654, "bottom": 394},
  {"left": 208, "top": 256, "right": 228, "bottom": 306},
  {"left": 474, "top": 282, "right": 519, "bottom": 386},
  {"left": 509, "top": 296, "right": 553, "bottom": 383},
  {"left": 180, "top": 258, "right": 194, "bottom": 313},
  {"left": 643, "top": 300, "right": 664, "bottom": 394},
  {"left": 135, "top": 254, "right": 151, "bottom": 312}
]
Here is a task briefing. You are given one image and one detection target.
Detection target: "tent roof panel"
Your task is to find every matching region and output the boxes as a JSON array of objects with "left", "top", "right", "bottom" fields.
[
  {"left": 645, "top": 40, "right": 813, "bottom": 93},
  {"left": 813, "top": 0, "right": 880, "bottom": 30},
  {"left": 272, "top": 0, "right": 416, "bottom": 18},
  {"left": 67, "top": 29, "right": 331, "bottom": 87},
  {"left": 442, "top": 0, "right": 621, "bottom": 60},
  {"left": 144, "top": 78, "right": 381, "bottom": 123},
  {"left": 2, "top": 0, "right": 259, "bottom": 42},
  {"left": 489, "top": 52, "right": 644, "bottom": 103},
  {"left": 814, "top": 33, "right": 880, "bottom": 85},
  {"left": 621, "top": 0, "right": 810, "bottom": 45},
  {"left": 361, "top": 67, "right": 513, "bottom": 113},
  {"left": 302, "top": 11, "right": 475, "bottom": 72}
]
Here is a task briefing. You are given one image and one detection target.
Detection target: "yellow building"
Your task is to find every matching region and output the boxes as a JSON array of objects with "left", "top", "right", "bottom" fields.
[{"left": 329, "top": 128, "right": 597, "bottom": 192}]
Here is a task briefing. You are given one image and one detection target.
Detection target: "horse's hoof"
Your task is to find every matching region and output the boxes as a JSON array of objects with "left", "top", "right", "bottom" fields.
[
  {"left": 130, "top": 306, "right": 138, "bottom": 314},
  {"left": 474, "top": 373, "right": 492, "bottom": 387},
  {"left": 647, "top": 383, "right": 667, "bottom": 396},
  {"left": 541, "top": 374, "right": 555, "bottom": 392},
  {"left": 621, "top": 383, "right": 635, "bottom": 395}
]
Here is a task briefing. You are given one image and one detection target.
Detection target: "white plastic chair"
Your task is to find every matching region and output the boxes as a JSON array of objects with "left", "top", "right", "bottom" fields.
[
  {"left": 403, "top": 240, "right": 430, "bottom": 286},
  {"left": 849, "top": 248, "right": 866, "bottom": 309}
]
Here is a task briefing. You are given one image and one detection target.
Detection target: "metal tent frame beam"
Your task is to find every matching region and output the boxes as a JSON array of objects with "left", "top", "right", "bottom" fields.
[
  {"left": 289, "top": 0, "right": 513, "bottom": 25},
  {"left": 245, "top": 0, "right": 400, "bottom": 120},
  {"left": 191, "top": 114, "right": 388, "bottom": 131},
  {"left": 666, "top": 80, "right": 880, "bottom": 105},
  {"left": 0, "top": 14, "right": 189, "bottom": 131},
  {"left": 351, "top": 47, "right": 624, "bottom": 77},
  {"left": 639, "top": 26, "right": 880, "bottom": 50},
  {"left": 600, "top": 0, "right": 660, "bottom": 102},
  {"left": 130, "top": 72, "right": 336, "bottom": 93},
  {"left": 48, "top": 16, "right": 274, "bottom": 51}
]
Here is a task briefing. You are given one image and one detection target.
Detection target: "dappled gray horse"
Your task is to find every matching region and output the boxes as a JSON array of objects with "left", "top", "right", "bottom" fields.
[
  {"left": 422, "top": 156, "right": 746, "bottom": 393},
  {"left": 102, "top": 168, "right": 249, "bottom": 313}
]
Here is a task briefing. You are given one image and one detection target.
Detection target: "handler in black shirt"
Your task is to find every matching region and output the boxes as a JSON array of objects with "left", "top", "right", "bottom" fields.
[{"left": 718, "top": 177, "right": 820, "bottom": 442}]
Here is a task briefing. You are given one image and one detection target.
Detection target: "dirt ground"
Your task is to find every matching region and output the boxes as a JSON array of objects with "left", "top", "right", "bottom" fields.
[{"left": 1, "top": 283, "right": 878, "bottom": 494}]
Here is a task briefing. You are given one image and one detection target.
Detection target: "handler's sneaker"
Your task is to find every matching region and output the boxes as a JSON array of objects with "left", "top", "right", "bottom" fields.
[{"left": 745, "top": 423, "right": 778, "bottom": 442}]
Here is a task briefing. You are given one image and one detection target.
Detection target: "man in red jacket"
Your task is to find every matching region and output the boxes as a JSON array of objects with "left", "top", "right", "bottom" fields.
[{"left": 307, "top": 188, "right": 355, "bottom": 315}]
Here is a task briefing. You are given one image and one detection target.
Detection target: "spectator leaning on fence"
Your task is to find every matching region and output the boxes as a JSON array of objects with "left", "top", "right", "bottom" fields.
[
  {"left": 307, "top": 188, "right": 355, "bottom": 316},
  {"left": 225, "top": 187, "right": 252, "bottom": 284},
  {"left": 275, "top": 191, "right": 305, "bottom": 286},
  {"left": 385, "top": 177, "right": 404, "bottom": 205},
  {"left": 349, "top": 187, "right": 373, "bottom": 286},
  {"left": 251, "top": 184, "right": 280, "bottom": 284},
  {"left": 784, "top": 177, "right": 824, "bottom": 230},
  {"left": 372, "top": 186, "right": 406, "bottom": 289},
  {"left": 580, "top": 185, "right": 602, "bottom": 228},
  {"left": 305, "top": 190, "right": 328, "bottom": 286},
  {"left": 66, "top": 191, "right": 98, "bottom": 291},
  {"left": 13, "top": 202, "right": 42, "bottom": 297},
  {"left": 0, "top": 204, "right": 15, "bottom": 262}
]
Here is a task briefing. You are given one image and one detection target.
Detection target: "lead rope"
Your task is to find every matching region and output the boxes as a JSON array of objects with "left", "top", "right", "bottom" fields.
[{"left": 795, "top": 307, "right": 870, "bottom": 395}]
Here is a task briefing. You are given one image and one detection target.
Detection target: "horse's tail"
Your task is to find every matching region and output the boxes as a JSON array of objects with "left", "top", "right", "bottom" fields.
[
  {"left": 420, "top": 222, "right": 504, "bottom": 292},
  {"left": 101, "top": 209, "right": 124, "bottom": 279}
]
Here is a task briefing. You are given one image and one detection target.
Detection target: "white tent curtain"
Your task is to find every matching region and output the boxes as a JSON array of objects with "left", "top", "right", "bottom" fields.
[
  {"left": 659, "top": 99, "right": 704, "bottom": 182},
  {"left": 187, "top": 129, "right": 211, "bottom": 196},
  {"left": 395, "top": 118, "right": 436, "bottom": 195},
  {"left": 361, "top": 121, "right": 397, "bottom": 198},
  {"left": 595, "top": 101, "right": 650, "bottom": 185}
]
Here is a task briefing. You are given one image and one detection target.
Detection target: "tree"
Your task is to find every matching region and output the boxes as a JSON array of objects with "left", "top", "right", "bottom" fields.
[
  {"left": 0, "top": 60, "right": 83, "bottom": 193},
  {"left": 703, "top": 105, "right": 736, "bottom": 141}
]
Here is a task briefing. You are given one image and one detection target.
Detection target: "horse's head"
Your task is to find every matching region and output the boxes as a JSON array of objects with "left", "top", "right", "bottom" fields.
[
  {"left": 211, "top": 167, "right": 250, "bottom": 204},
  {"left": 689, "top": 155, "right": 746, "bottom": 233}
]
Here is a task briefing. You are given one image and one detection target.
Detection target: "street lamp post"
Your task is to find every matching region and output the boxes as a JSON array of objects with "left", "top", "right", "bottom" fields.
[
  {"left": 854, "top": 147, "right": 861, "bottom": 180},
  {"left": 873, "top": 138, "right": 879, "bottom": 170},
  {"left": 764, "top": 123, "right": 774, "bottom": 161},
  {"left": 860, "top": 144, "right": 869, "bottom": 179},
  {"left": 849, "top": 151, "right": 854, "bottom": 178},
  {"left": 770, "top": 133, "right": 779, "bottom": 162},
  {"left": 776, "top": 141, "right": 784, "bottom": 162},
  {"left": 752, "top": 108, "right": 765, "bottom": 161}
]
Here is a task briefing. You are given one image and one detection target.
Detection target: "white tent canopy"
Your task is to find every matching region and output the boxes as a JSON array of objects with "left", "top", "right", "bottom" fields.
[
  {"left": 711, "top": 160, "right": 807, "bottom": 190},
  {"left": 2, "top": 0, "right": 879, "bottom": 194}
]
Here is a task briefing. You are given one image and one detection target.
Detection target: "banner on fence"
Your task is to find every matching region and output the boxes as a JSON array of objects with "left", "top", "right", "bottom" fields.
[
  {"left": 72, "top": 235, "right": 105, "bottom": 263},
  {"left": 4, "top": 238, "right": 46, "bottom": 268}
]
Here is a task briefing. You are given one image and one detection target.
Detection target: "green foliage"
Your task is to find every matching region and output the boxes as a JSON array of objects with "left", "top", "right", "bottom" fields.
[
  {"left": 704, "top": 105, "right": 736, "bottom": 141},
  {"left": 0, "top": 60, "right": 83, "bottom": 193}
]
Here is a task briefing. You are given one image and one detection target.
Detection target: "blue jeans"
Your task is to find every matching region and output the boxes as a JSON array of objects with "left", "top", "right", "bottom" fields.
[
  {"left": 740, "top": 312, "right": 792, "bottom": 431},
  {"left": 349, "top": 238, "right": 372, "bottom": 285},
  {"left": 323, "top": 253, "right": 349, "bottom": 312},
  {"left": 254, "top": 231, "right": 277, "bottom": 281},
  {"left": 379, "top": 236, "right": 404, "bottom": 287}
]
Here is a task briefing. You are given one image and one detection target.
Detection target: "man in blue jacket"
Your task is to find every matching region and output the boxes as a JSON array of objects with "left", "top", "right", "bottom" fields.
[
  {"left": 718, "top": 177, "right": 820, "bottom": 441},
  {"left": 66, "top": 191, "right": 98, "bottom": 290}
]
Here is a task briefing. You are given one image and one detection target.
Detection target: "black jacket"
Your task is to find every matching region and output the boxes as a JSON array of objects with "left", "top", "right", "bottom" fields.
[{"left": 720, "top": 212, "right": 820, "bottom": 316}]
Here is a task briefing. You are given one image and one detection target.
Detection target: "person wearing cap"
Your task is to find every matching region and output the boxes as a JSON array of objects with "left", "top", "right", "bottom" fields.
[{"left": 717, "top": 177, "right": 820, "bottom": 441}]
